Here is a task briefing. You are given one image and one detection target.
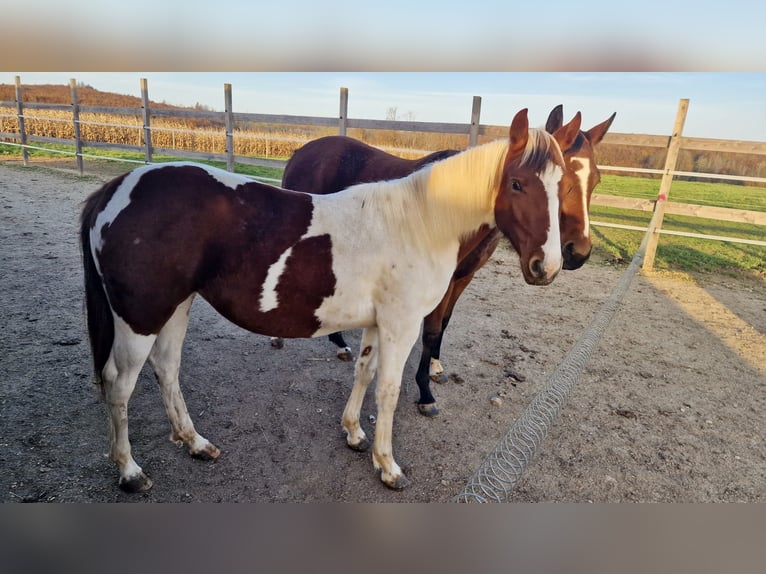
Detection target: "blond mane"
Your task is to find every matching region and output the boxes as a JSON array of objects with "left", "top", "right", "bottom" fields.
[{"left": 351, "top": 129, "right": 561, "bottom": 250}]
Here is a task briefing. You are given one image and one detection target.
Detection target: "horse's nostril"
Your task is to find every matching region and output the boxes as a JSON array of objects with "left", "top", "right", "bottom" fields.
[
  {"left": 563, "top": 241, "right": 575, "bottom": 257},
  {"left": 530, "top": 258, "right": 544, "bottom": 277}
]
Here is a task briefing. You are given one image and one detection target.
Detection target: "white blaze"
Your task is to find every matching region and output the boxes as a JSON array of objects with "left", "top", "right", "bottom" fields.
[
  {"left": 574, "top": 157, "right": 592, "bottom": 238},
  {"left": 540, "top": 163, "right": 563, "bottom": 277}
]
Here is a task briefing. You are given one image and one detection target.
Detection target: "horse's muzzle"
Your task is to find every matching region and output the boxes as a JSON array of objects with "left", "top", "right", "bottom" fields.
[
  {"left": 562, "top": 241, "right": 592, "bottom": 271},
  {"left": 526, "top": 256, "right": 561, "bottom": 286}
]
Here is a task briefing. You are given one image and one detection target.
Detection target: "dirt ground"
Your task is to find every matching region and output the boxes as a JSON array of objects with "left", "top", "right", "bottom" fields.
[{"left": 1, "top": 159, "right": 764, "bottom": 503}]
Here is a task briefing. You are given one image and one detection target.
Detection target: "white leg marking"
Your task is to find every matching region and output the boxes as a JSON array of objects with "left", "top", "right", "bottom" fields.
[
  {"left": 148, "top": 296, "right": 220, "bottom": 459},
  {"left": 259, "top": 247, "right": 292, "bottom": 312},
  {"left": 371, "top": 321, "right": 421, "bottom": 489},
  {"left": 342, "top": 328, "right": 379, "bottom": 449},
  {"left": 105, "top": 315, "right": 156, "bottom": 486},
  {"left": 429, "top": 358, "right": 444, "bottom": 378},
  {"left": 540, "top": 163, "right": 564, "bottom": 278}
]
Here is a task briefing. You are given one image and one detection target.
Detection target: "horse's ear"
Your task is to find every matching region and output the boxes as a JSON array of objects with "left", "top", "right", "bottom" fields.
[
  {"left": 585, "top": 112, "right": 616, "bottom": 145},
  {"left": 508, "top": 108, "right": 529, "bottom": 155},
  {"left": 553, "top": 111, "right": 582, "bottom": 153},
  {"left": 545, "top": 104, "right": 564, "bottom": 134}
]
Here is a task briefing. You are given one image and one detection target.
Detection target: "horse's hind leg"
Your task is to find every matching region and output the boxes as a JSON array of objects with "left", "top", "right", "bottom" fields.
[
  {"left": 103, "top": 317, "right": 157, "bottom": 493},
  {"left": 341, "top": 327, "right": 378, "bottom": 452},
  {"left": 148, "top": 295, "right": 221, "bottom": 462}
]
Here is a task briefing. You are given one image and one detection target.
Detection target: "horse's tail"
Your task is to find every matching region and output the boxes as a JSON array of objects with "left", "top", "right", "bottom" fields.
[{"left": 80, "top": 178, "right": 121, "bottom": 387}]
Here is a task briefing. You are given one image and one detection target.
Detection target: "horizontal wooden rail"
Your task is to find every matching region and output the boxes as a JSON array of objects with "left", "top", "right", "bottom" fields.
[
  {"left": 591, "top": 220, "right": 766, "bottom": 247},
  {"left": 591, "top": 193, "right": 766, "bottom": 226}
]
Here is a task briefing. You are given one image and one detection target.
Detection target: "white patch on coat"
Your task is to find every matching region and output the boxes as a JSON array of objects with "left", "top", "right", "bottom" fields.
[
  {"left": 200, "top": 163, "right": 252, "bottom": 189},
  {"left": 91, "top": 164, "right": 153, "bottom": 255},
  {"left": 259, "top": 247, "right": 293, "bottom": 312}
]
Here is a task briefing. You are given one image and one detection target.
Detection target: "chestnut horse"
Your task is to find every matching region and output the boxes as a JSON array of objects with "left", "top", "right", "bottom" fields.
[
  {"left": 81, "top": 108, "right": 572, "bottom": 492},
  {"left": 279, "top": 105, "right": 615, "bottom": 415}
]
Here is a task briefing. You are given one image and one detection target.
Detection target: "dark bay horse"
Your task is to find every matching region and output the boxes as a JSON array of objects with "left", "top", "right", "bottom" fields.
[
  {"left": 279, "top": 105, "right": 616, "bottom": 416},
  {"left": 81, "top": 108, "right": 573, "bottom": 492}
]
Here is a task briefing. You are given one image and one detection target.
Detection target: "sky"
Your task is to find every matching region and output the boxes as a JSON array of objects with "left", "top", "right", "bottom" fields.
[
  {"left": 3, "top": 1, "right": 766, "bottom": 141},
  {"left": 8, "top": 72, "right": 766, "bottom": 142}
]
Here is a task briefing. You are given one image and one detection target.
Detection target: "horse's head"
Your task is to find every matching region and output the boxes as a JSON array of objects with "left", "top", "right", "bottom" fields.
[
  {"left": 546, "top": 105, "right": 617, "bottom": 270},
  {"left": 494, "top": 108, "right": 567, "bottom": 286}
]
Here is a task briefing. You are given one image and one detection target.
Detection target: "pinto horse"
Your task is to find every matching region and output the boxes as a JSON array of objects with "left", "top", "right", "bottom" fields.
[
  {"left": 278, "top": 105, "right": 615, "bottom": 416},
  {"left": 81, "top": 108, "right": 570, "bottom": 492}
]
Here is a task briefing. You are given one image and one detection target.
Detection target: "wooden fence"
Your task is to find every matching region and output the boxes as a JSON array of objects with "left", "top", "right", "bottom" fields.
[{"left": 2, "top": 76, "right": 765, "bottom": 269}]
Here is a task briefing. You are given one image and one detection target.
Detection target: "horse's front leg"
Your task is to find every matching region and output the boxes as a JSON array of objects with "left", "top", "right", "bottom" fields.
[
  {"left": 372, "top": 321, "right": 421, "bottom": 489},
  {"left": 428, "top": 271, "right": 476, "bottom": 378},
  {"left": 415, "top": 310, "right": 448, "bottom": 417},
  {"left": 341, "top": 327, "right": 378, "bottom": 452}
]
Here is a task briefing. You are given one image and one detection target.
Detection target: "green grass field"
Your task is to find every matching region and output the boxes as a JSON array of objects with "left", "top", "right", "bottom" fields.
[
  {"left": 590, "top": 174, "right": 764, "bottom": 279},
  {"left": 597, "top": 173, "right": 766, "bottom": 211}
]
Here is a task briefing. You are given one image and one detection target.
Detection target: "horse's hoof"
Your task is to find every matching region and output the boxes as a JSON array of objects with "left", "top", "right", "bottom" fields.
[
  {"left": 380, "top": 471, "right": 412, "bottom": 490},
  {"left": 119, "top": 472, "right": 153, "bottom": 493},
  {"left": 417, "top": 403, "right": 440, "bottom": 417},
  {"left": 270, "top": 337, "right": 284, "bottom": 349},
  {"left": 430, "top": 372, "right": 449, "bottom": 384},
  {"left": 337, "top": 347, "right": 354, "bottom": 362},
  {"left": 347, "top": 437, "right": 370, "bottom": 452},
  {"left": 191, "top": 443, "right": 221, "bottom": 461}
]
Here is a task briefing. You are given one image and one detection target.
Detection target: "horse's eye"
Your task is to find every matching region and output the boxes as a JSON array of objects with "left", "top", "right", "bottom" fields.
[{"left": 511, "top": 180, "right": 522, "bottom": 192}]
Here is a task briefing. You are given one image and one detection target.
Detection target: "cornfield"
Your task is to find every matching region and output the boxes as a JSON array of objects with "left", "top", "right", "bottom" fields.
[{"left": 0, "top": 107, "right": 471, "bottom": 160}]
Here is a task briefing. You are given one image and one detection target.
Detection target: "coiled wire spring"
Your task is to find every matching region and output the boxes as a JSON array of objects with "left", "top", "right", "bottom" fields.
[{"left": 454, "top": 238, "right": 649, "bottom": 503}]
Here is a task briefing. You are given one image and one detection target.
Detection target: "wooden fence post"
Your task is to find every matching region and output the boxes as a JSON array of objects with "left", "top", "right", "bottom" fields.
[
  {"left": 642, "top": 98, "right": 689, "bottom": 271},
  {"left": 14, "top": 76, "right": 28, "bottom": 166},
  {"left": 469, "top": 96, "right": 481, "bottom": 147},
  {"left": 70, "top": 79, "right": 84, "bottom": 175},
  {"left": 224, "top": 83, "right": 234, "bottom": 172},
  {"left": 338, "top": 87, "right": 348, "bottom": 136},
  {"left": 140, "top": 78, "right": 153, "bottom": 164}
]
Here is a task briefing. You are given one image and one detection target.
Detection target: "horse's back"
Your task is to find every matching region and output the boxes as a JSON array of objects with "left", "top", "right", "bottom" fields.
[{"left": 283, "top": 136, "right": 458, "bottom": 195}]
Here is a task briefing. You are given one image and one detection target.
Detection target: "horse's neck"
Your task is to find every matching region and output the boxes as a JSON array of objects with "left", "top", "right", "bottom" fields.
[
  {"left": 311, "top": 143, "right": 505, "bottom": 253},
  {"left": 417, "top": 140, "right": 506, "bottom": 242}
]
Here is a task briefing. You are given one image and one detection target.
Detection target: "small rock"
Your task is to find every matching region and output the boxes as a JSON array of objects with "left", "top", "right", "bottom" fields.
[
  {"left": 504, "top": 369, "right": 526, "bottom": 382},
  {"left": 489, "top": 396, "right": 503, "bottom": 407}
]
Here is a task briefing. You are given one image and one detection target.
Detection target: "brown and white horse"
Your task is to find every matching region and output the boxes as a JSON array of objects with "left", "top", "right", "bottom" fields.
[
  {"left": 81, "top": 108, "right": 570, "bottom": 492},
  {"left": 279, "top": 105, "right": 615, "bottom": 416}
]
